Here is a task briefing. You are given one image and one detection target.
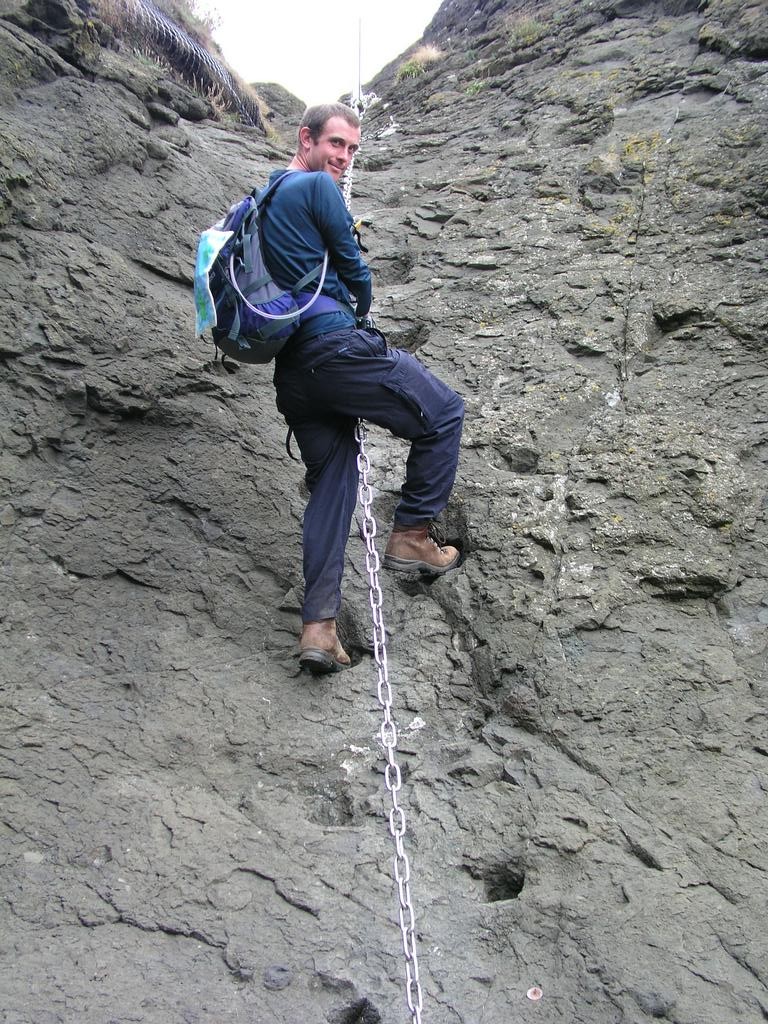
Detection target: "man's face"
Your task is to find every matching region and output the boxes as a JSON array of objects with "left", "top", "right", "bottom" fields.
[{"left": 301, "top": 116, "right": 360, "bottom": 181}]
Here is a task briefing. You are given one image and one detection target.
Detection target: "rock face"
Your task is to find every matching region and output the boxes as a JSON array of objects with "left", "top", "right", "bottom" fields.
[
  {"left": 253, "top": 80, "right": 307, "bottom": 131},
  {"left": 1, "top": 0, "right": 766, "bottom": 1022}
]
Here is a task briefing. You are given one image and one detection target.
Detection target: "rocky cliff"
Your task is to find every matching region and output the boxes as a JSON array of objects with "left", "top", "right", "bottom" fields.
[{"left": 1, "top": 0, "right": 766, "bottom": 1022}]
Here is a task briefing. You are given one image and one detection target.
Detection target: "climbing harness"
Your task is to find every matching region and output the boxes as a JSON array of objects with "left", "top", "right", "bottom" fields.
[{"left": 356, "top": 421, "right": 424, "bottom": 1023}]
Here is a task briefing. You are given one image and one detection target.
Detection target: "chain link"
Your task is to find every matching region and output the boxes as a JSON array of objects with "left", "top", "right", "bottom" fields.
[{"left": 356, "top": 419, "right": 424, "bottom": 1024}]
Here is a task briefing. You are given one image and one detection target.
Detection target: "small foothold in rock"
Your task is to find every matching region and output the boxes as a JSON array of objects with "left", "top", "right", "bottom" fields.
[
  {"left": 263, "top": 964, "right": 293, "bottom": 991},
  {"left": 527, "top": 986, "right": 543, "bottom": 1000}
]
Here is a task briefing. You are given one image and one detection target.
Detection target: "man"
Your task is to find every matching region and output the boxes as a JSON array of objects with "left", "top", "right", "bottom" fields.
[{"left": 262, "top": 103, "right": 464, "bottom": 674}]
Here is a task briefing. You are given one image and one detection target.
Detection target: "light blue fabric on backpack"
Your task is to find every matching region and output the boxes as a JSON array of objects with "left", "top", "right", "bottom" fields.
[{"left": 194, "top": 227, "right": 233, "bottom": 335}]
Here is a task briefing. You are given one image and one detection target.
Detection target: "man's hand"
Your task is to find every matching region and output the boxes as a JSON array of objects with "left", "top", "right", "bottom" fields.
[{"left": 356, "top": 314, "right": 376, "bottom": 331}]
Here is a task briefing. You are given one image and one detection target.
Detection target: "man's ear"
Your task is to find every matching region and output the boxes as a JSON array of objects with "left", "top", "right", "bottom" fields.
[{"left": 298, "top": 126, "right": 313, "bottom": 150}]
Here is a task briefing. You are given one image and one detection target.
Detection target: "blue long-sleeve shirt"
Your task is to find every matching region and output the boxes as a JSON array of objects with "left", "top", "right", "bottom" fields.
[{"left": 260, "top": 169, "right": 372, "bottom": 344}]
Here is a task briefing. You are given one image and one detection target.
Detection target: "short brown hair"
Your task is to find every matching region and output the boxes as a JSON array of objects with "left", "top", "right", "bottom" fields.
[{"left": 299, "top": 103, "right": 360, "bottom": 144}]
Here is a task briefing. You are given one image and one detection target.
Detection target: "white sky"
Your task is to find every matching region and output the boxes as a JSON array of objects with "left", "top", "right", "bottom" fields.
[{"left": 201, "top": 0, "right": 443, "bottom": 106}]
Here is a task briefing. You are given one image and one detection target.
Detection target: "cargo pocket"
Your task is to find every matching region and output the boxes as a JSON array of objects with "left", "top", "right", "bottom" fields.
[
  {"left": 382, "top": 350, "right": 457, "bottom": 430},
  {"left": 347, "top": 328, "right": 388, "bottom": 358}
]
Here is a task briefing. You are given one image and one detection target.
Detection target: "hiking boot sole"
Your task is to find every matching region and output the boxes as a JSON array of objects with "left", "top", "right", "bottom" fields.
[
  {"left": 383, "top": 551, "right": 461, "bottom": 576},
  {"left": 298, "top": 647, "right": 348, "bottom": 675}
]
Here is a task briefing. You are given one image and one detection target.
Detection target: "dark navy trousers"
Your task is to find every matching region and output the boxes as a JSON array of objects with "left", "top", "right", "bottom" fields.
[{"left": 273, "top": 328, "right": 464, "bottom": 623}]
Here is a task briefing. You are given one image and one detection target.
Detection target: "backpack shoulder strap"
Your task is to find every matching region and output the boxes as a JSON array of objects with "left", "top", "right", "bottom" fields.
[{"left": 254, "top": 170, "right": 295, "bottom": 211}]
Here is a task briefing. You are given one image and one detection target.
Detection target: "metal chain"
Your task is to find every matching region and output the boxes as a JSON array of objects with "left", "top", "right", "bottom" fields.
[
  {"left": 355, "top": 420, "right": 424, "bottom": 1024},
  {"left": 341, "top": 156, "right": 356, "bottom": 213},
  {"left": 340, "top": 90, "right": 378, "bottom": 212},
  {"left": 347, "top": 100, "right": 423, "bottom": 1021}
]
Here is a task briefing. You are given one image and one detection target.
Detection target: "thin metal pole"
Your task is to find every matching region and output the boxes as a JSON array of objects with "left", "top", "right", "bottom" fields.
[{"left": 358, "top": 16, "right": 362, "bottom": 106}]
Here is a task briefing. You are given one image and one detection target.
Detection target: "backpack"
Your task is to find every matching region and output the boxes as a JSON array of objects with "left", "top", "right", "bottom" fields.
[{"left": 194, "top": 172, "right": 328, "bottom": 364}]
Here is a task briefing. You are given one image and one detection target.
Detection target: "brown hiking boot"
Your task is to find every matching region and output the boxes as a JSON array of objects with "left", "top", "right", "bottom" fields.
[
  {"left": 383, "top": 524, "right": 460, "bottom": 576},
  {"left": 298, "top": 619, "right": 351, "bottom": 675}
]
